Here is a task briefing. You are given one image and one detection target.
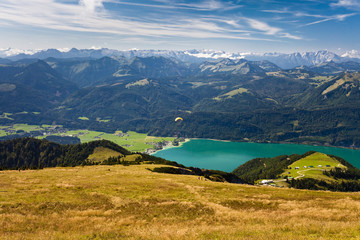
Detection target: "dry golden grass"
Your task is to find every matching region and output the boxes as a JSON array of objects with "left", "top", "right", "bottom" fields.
[
  {"left": 87, "top": 147, "right": 124, "bottom": 162},
  {"left": 1, "top": 165, "right": 360, "bottom": 239}
]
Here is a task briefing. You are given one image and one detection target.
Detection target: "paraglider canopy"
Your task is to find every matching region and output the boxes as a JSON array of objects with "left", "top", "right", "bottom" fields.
[{"left": 175, "top": 117, "right": 183, "bottom": 122}]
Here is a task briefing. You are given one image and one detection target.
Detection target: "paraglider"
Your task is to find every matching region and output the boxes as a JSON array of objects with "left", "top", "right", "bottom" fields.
[
  {"left": 175, "top": 117, "right": 183, "bottom": 122},
  {"left": 174, "top": 117, "right": 183, "bottom": 139}
]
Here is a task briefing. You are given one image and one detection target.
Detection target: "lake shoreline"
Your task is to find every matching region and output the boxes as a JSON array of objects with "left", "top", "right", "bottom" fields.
[
  {"left": 201, "top": 138, "right": 360, "bottom": 151},
  {"left": 146, "top": 138, "right": 190, "bottom": 155},
  {"left": 153, "top": 138, "right": 360, "bottom": 172},
  {"left": 149, "top": 137, "right": 360, "bottom": 156}
]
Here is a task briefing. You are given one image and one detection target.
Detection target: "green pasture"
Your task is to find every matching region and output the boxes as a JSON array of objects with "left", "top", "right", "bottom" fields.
[
  {"left": 87, "top": 146, "right": 124, "bottom": 162},
  {"left": 15, "top": 111, "right": 28, "bottom": 115},
  {"left": 0, "top": 130, "right": 9, "bottom": 137},
  {"left": 78, "top": 116, "right": 89, "bottom": 120},
  {"left": 0, "top": 124, "right": 174, "bottom": 152},
  {"left": 12, "top": 124, "right": 44, "bottom": 132},
  {"left": 65, "top": 130, "right": 174, "bottom": 152},
  {"left": 0, "top": 113, "right": 14, "bottom": 120},
  {"left": 281, "top": 152, "right": 346, "bottom": 180}
]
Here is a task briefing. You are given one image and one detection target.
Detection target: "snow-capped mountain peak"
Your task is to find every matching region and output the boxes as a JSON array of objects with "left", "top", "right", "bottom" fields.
[
  {"left": 0, "top": 48, "right": 41, "bottom": 58},
  {"left": 184, "top": 49, "right": 245, "bottom": 60},
  {"left": 1, "top": 47, "right": 359, "bottom": 69},
  {"left": 342, "top": 50, "right": 360, "bottom": 59}
]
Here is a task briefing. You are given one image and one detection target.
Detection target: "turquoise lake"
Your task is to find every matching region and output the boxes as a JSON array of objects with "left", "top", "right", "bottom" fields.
[{"left": 153, "top": 139, "right": 360, "bottom": 172}]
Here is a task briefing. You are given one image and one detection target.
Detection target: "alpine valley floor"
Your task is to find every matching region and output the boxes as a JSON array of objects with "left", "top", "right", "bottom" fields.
[{"left": 1, "top": 164, "right": 360, "bottom": 240}]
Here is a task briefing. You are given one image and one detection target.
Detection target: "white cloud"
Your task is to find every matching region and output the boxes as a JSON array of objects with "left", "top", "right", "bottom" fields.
[
  {"left": 246, "top": 18, "right": 281, "bottom": 35},
  {"left": 331, "top": 0, "right": 360, "bottom": 8},
  {"left": 262, "top": 9, "right": 290, "bottom": 14},
  {"left": 262, "top": 6, "right": 357, "bottom": 28},
  {"left": 177, "top": 0, "right": 241, "bottom": 11},
  {"left": 335, "top": 13, "right": 357, "bottom": 20},
  {"left": 79, "top": 0, "right": 104, "bottom": 13},
  {"left": 342, "top": 49, "right": 360, "bottom": 58},
  {"left": 243, "top": 18, "right": 301, "bottom": 40},
  {"left": 280, "top": 33, "right": 302, "bottom": 40},
  {"left": 302, "top": 13, "right": 356, "bottom": 26},
  {"left": 0, "top": 0, "right": 300, "bottom": 44},
  {"left": 109, "top": 0, "right": 241, "bottom": 11},
  {"left": 90, "top": 45, "right": 103, "bottom": 49}
]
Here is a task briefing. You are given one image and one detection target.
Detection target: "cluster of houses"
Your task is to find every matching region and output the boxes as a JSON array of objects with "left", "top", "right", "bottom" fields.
[
  {"left": 41, "top": 126, "right": 68, "bottom": 136},
  {"left": 259, "top": 164, "right": 333, "bottom": 186},
  {"left": 1, "top": 125, "right": 68, "bottom": 139},
  {"left": 260, "top": 179, "right": 274, "bottom": 184},
  {"left": 293, "top": 164, "right": 331, "bottom": 170}
]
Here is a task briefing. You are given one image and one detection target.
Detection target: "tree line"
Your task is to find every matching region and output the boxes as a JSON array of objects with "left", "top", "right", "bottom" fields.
[
  {"left": 0, "top": 138, "right": 130, "bottom": 170},
  {"left": 0, "top": 137, "right": 244, "bottom": 184},
  {"left": 231, "top": 151, "right": 316, "bottom": 183},
  {"left": 288, "top": 178, "right": 360, "bottom": 192}
]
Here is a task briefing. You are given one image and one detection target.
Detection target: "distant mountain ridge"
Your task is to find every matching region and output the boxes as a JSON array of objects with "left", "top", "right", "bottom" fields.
[
  {"left": 1, "top": 48, "right": 360, "bottom": 69},
  {"left": 0, "top": 60, "right": 77, "bottom": 112},
  {"left": 1, "top": 54, "right": 360, "bottom": 148}
]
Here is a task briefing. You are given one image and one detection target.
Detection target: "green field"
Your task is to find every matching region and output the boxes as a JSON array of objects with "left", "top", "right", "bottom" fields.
[
  {"left": 0, "top": 124, "right": 45, "bottom": 134},
  {"left": 96, "top": 118, "right": 110, "bottom": 123},
  {"left": 78, "top": 116, "right": 89, "bottom": 120},
  {"left": 12, "top": 124, "right": 44, "bottom": 132},
  {"left": 0, "top": 129, "right": 9, "bottom": 137},
  {"left": 87, "top": 146, "right": 124, "bottom": 162},
  {"left": 1, "top": 164, "right": 360, "bottom": 239},
  {"left": 0, "top": 124, "right": 175, "bottom": 152},
  {"left": 86, "top": 146, "right": 142, "bottom": 163},
  {"left": 15, "top": 111, "right": 28, "bottom": 115},
  {"left": 48, "top": 130, "right": 174, "bottom": 152},
  {"left": 0, "top": 113, "right": 14, "bottom": 120},
  {"left": 281, "top": 152, "right": 346, "bottom": 180}
]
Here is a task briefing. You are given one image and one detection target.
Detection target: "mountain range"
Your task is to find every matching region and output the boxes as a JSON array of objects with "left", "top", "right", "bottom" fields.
[
  {"left": 1, "top": 52, "right": 360, "bottom": 148},
  {"left": 1, "top": 48, "right": 360, "bottom": 69}
]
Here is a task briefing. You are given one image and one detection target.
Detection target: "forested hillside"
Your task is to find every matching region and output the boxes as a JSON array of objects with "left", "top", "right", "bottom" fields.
[
  {"left": 0, "top": 138, "right": 243, "bottom": 184},
  {"left": 0, "top": 138, "right": 130, "bottom": 169},
  {"left": 232, "top": 151, "right": 360, "bottom": 191},
  {"left": 1, "top": 56, "right": 360, "bottom": 148}
]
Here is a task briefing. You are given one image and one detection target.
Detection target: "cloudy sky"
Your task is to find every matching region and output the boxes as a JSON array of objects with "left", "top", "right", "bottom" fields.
[{"left": 0, "top": 0, "right": 359, "bottom": 53}]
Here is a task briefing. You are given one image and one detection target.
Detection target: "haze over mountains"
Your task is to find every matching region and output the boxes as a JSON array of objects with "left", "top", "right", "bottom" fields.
[
  {"left": 1, "top": 48, "right": 360, "bottom": 69},
  {"left": 1, "top": 48, "right": 360, "bottom": 148}
]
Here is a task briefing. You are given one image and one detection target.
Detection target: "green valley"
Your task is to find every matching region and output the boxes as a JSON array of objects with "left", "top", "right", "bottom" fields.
[
  {"left": 1, "top": 57, "right": 360, "bottom": 149},
  {"left": 0, "top": 124, "right": 175, "bottom": 152}
]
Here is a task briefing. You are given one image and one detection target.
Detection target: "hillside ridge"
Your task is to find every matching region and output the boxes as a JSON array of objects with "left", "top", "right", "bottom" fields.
[
  {"left": 232, "top": 151, "right": 360, "bottom": 191},
  {"left": 1, "top": 56, "right": 360, "bottom": 149}
]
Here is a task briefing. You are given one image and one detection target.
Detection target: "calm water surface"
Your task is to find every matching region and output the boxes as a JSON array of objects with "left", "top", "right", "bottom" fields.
[{"left": 153, "top": 139, "right": 360, "bottom": 172}]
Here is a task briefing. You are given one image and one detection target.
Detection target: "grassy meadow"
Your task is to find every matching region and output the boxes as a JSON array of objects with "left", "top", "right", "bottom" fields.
[
  {"left": 1, "top": 164, "right": 360, "bottom": 239},
  {"left": 66, "top": 130, "right": 174, "bottom": 152},
  {"left": 281, "top": 152, "right": 346, "bottom": 180},
  {"left": 87, "top": 146, "right": 125, "bottom": 162},
  {"left": 0, "top": 124, "right": 174, "bottom": 152}
]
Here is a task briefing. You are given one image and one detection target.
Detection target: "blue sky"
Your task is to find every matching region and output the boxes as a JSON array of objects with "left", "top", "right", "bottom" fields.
[{"left": 0, "top": 0, "right": 359, "bottom": 53}]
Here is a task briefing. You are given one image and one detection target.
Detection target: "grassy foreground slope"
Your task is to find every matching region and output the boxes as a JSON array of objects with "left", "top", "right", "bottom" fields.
[{"left": 1, "top": 164, "right": 360, "bottom": 240}]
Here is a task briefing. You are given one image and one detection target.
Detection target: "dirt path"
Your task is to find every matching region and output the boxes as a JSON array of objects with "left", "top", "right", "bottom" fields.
[{"left": 294, "top": 168, "right": 323, "bottom": 179}]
